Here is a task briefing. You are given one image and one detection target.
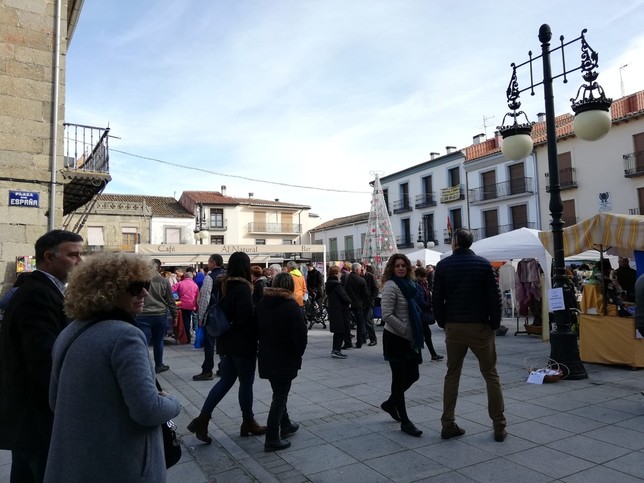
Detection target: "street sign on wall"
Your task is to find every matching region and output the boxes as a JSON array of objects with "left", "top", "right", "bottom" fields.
[{"left": 9, "top": 191, "right": 40, "bottom": 207}]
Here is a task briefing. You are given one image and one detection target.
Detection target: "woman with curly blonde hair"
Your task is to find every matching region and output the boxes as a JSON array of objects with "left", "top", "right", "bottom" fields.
[{"left": 46, "top": 252, "right": 180, "bottom": 482}]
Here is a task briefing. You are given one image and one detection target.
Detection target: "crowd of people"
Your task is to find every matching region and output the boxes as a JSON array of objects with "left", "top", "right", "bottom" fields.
[{"left": 1, "top": 228, "right": 641, "bottom": 481}]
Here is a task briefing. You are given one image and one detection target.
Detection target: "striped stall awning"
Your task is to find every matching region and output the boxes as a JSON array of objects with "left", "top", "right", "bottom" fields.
[{"left": 538, "top": 213, "right": 644, "bottom": 257}]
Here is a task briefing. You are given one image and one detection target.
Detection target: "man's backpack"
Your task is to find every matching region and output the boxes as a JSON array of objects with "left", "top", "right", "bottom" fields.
[{"left": 205, "top": 287, "right": 231, "bottom": 337}]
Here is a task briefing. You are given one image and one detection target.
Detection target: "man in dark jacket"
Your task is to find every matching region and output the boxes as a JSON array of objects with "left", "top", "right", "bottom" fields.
[
  {"left": 344, "top": 263, "right": 371, "bottom": 348},
  {"left": 0, "top": 230, "right": 83, "bottom": 482},
  {"left": 193, "top": 254, "right": 226, "bottom": 381},
  {"left": 305, "top": 263, "right": 323, "bottom": 302},
  {"left": 433, "top": 228, "right": 506, "bottom": 443}
]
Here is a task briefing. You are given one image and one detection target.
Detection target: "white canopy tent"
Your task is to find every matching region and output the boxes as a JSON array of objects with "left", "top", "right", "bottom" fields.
[
  {"left": 403, "top": 248, "right": 443, "bottom": 266},
  {"left": 440, "top": 228, "right": 552, "bottom": 285}
]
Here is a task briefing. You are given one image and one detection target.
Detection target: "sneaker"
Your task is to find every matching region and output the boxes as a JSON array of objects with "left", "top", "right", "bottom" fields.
[
  {"left": 331, "top": 350, "right": 347, "bottom": 359},
  {"left": 368, "top": 340, "right": 377, "bottom": 346},
  {"left": 431, "top": 355, "right": 444, "bottom": 362},
  {"left": 441, "top": 423, "right": 465, "bottom": 440},
  {"left": 155, "top": 365, "right": 169, "bottom": 374},
  {"left": 192, "top": 371, "right": 214, "bottom": 381}
]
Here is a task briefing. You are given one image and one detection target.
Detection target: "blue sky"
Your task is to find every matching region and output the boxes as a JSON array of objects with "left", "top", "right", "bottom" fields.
[{"left": 66, "top": 0, "right": 644, "bottom": 221}]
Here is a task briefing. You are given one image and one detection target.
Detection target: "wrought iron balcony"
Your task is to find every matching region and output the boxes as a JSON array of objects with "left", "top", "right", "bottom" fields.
[
  {"left": 545, "top": 168, "right": 577, "bottom": 191},
  {"left": 469, "top": 177, "right": 535, "bottom": 203},
  {"left": 623, "top": 151, "right": 644, "bottom": 177},
  {"left": 629, "top": 208, "right": 641, "bottom": 215},
  {"left": 209, "top": 220, "right": 228, "bottom": 231},
  {"left": 415, "top": 192, "right": 437, "bottom": 208},
  {"left": 61, "top": 123, "right": 112, "bottom": 215},
  {"left": 338, "top": 249, "right": 358, "bottom": 261},
  {"left": 247, "top": 222, "right": 302, "bottom": 234},
  {"left": 395, "top": 235, "right": 414, "bottom": 249},
  {"left": 393, "top": 197, "right": 412, "bottom": 214},
  {"left": 440, "top": 184, "right": 465, "bottom": 203},
  {"left": 470, "top": 222, "right": 537, "bottom": 241}
]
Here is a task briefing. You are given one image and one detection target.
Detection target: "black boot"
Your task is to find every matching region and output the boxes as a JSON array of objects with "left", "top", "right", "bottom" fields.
[
  {"left": 264, "top": 426, "right": 291, "bottom": 452},
  {"left": 280, "top": 413, "right": 299, "bottom": 439}
]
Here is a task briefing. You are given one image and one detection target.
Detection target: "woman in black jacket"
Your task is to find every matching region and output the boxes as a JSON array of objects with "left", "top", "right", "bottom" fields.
[
  {"left": 256, "top": 272, "right": 308, "bottom": 451},
  {"left": 188, "top": 251, "right": 266, "bottom": 444},
  {"left": 325, "top": 265, "right": 352, "bottom": 359}
]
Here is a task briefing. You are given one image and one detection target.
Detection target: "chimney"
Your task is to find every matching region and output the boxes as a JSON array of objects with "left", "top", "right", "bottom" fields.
[
  {"left": 472, "top": 133, "right": 486, "bottom": 144},
  {"left": 494, "top": 130, "right": 502, "bottom": 148},
  {"left": 221, "top": 185, "right": 227, "bottom": 196},
  {"left": 430, "top": 152, "right": 440, "bottom": 160},
  {"left": 275, "top": 198, "right": 280, "bottom": 202},
  {"left": 446, "top": 146, "right": 456, "bottom": 154},
  {"left": 249, "top": 192, "right": 254, "bottom": 198},
  {"left": 537, "top": 112, "right": 546, "bottom": 123}
]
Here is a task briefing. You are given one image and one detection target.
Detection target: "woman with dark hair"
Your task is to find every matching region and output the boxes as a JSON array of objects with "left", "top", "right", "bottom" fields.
[
  {"left": 414, "top": 267, "right": 443, "bottom": 362},
  {"left": 380, "top": 254, "right": 425, "bottom": 437},
  {"left": 256, "top": 272, "right": 307, "bottom": 451},
  {"left": 251, "top": 265, "right": 268, "bottom": 306},
  {"left": 325, "top": 265, "right": 351, "bottom": 358},
  {"left": 46, "top": 252, "right": 180, "bottom": 482},
  {"left": 187, "top": 251, "right": 266, "bottom": 443}
]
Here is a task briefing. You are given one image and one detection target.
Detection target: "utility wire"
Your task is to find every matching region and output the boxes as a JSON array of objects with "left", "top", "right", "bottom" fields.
[{"left": 111, "top": 149, "right": 371, "bottom": 194}]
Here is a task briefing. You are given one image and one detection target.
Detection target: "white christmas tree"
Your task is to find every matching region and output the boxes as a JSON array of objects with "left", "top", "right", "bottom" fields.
[{"left": 362, "top": 174, "right": 397, "bottom": 281}]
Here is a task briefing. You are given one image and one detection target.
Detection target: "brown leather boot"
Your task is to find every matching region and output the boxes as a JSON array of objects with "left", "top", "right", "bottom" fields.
[
  {"left": 240, "top": 417, "right": 267, "bottom": 437},
  {"left": 187, "top": 413, "right": 212, "bottom": 444}
]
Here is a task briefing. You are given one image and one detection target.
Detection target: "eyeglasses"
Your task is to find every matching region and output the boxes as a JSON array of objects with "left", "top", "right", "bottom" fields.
[{"left": 126, "top": 280, "right": 151, "bottom": 296}]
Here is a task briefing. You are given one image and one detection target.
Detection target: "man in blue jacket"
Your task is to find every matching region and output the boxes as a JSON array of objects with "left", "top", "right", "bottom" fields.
[{"left": 433, "top": 228, "right": 506, "bottom": 442}]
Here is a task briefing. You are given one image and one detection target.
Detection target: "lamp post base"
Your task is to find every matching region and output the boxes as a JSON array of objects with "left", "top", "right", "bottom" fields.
[{"left": 549, "top": 329, "right": 588, "bottom": 380}]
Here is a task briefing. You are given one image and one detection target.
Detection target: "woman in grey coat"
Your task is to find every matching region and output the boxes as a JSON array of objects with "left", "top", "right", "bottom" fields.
[{"left": 45, "top": 252, "right": 180, "bottom": 483}]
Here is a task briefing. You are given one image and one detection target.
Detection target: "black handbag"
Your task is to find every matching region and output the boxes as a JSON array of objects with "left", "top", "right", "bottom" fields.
[{"left": 156, "top": 380, "right": 182, "bottom": 468}]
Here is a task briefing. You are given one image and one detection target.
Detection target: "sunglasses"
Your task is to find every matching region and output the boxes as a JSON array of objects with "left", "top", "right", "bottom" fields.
[{"left": 126, "top": 280, "right": 151, "bottom": 296}]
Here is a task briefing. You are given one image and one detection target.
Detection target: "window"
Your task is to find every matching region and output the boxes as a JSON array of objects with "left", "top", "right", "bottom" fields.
[
  {"left": 211, "top": 235, "right": 224, "bottom": 244},
  {"left": 401, "top": 218, "right": 411, "bottom": 245},
  {"left": 634, "top": 132, "right": 644, "bottom": 171},
  {"left": 86, "top": 226, "right": 105, "bottom": 252},
  {"left": 344, "top": 235, "right": 354, "bottom": 259},
  {"left": 360, "top": 232, "right": 366, "bottom": 252},
  {"left": 509, "top": 162, "right": 526, "bottom": 194},
  {"left": 400, "top": 182, "right": 409, "bottom": 208},
  {"left": 483, "top": 210, "right": 498, "bottom": 237},
  {"left": 451, "top": 209, "right": 462, "bottom": 230},
  {"left": 282, "top": 239, "right": 293, "bottom": 245},
  {"left": 121, "top": 228, "right": 138, "bottom": 252},
  {"left": 562, "top": 200, "right": 576, "bottom": 226},
  {"left": 510, "top": 204, "right": 528, "bottom": 229},
  {"left": 448, "top": 167, "right": 460, "bottom": 187},
  {"left": 255, "top": 239, "right": 266, "bottom": 245},
  {"left": 164, "top": 227, "right": 181, "bottom": 244},
  {"left": 557, "top": 151, "right": 573, "bottom": 188},
  {"left": 482, "top": 170, "right": 497, "bottom": 200},
  {"left": 210, "top": 209, "right": 224, "bottom": 228},
  {"left": 422, "top": 175, "right": 433, "bottom": 195},
  {"left": 329, "top": 238, "right": 338, "bottom": 260},
  {"left": 422, "top": 213, "right": 434, "bottom": 242},
  {"left": 382, "top": 188, "right": 389, "bottom": 211}
]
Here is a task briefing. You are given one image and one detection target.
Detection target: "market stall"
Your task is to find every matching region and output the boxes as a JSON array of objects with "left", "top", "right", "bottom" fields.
[{"left": 539, "top": 213, "right": 644, "bottom": 367}]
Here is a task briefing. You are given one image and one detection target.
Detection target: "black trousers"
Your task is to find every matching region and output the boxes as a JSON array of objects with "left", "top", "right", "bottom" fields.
[
  {"left": 266, "top": 379, "right": 292, "bottom": 440},
  {"left": 387, "top": 359, "right": 420, "bottom": 424}
]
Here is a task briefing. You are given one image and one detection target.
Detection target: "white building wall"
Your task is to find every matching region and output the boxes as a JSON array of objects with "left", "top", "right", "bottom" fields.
[
  {"left": 535, "top": 117, "right": 644, "bottom": 226},
  {"left": 150, "top": 217, "right": 195, "bottom": 245}
]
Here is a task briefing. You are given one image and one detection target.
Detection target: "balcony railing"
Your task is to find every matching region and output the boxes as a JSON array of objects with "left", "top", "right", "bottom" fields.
[
  {"left": 623, "top": 151, "right": 644, "bottom": 177},
  {"left": 247, "top": 222, "right": 302, "bottom": 234},
  {"left": 468, "top": 177, "right": 535, "bottom": 203},
  {"left": 470, "top": 222, "right": 537, "bottom": 241},
  {"left": 209, "top": 220, "right": 227, "bottom": 231},
  {"left": 338, "top": 249, "right": 358, "bottom": 261},
  {"left": 415, "top": 193, "right": 437, "bottom": 208},
  {"left": 545, "top": 168, "right": 577, "bottom": 191},
  {"left": 395, "top": 235, "right": 414, "bottom": 249},
  {"left": 393, "top": 197, "right": 412, "bottom": 214},
  {"left": 629, "top": 208, "right": 641, "bottom": 215},
  {"left": 440, "top": 184, "right": 465, "bottom": 203},
  {"left": 62, "top": 123, "right": 112, "bottom": 216}
]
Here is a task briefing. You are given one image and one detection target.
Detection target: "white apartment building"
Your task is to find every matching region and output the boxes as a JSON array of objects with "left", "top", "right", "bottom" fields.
[{"left": 308, "top": 213, "right": 369, "bottom": 262}]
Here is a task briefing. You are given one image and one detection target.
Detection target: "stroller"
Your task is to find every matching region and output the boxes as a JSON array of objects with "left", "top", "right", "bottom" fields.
[{"left": 305, "top": 290, "right": 328, "bottom": 330}]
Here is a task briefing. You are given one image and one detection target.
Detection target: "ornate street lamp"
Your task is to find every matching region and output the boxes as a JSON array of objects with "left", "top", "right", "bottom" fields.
[
  {"left": 194, "top": 203, "right": 209, "bottom": 245},
  {"left": 497, "top": 25, "right": 613, "bottom": 380},
  {"left": 416, "top": 221, "right": 435, "bottom": 249}
]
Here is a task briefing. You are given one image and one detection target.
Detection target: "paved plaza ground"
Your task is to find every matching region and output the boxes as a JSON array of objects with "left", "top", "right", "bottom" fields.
[{"left": 1, "top": 323, "right": 643, "bottom": 482}]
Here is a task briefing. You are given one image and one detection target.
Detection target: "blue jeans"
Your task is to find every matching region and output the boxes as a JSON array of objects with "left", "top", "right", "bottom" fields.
[
  {"left": 135, "top": 314, "right": 166, "bottom": 368},
  {"left": 202, "top": 355, "right": 256, "bottom": 419}
]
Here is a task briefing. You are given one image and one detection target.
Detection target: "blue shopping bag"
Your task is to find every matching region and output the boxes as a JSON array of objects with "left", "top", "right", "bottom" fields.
[{"left": 193, "top": 326, "right": 205, "bottom": 349}]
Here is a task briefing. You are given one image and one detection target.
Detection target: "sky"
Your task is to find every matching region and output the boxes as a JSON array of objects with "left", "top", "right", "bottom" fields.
[{"left": 66, "top": 0, "right": 644, "bottom": 222}]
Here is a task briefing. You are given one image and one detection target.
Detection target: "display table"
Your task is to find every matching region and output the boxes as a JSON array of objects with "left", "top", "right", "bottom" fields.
[{"left": 579, "top": 314, "right": 644, "bottom": 368}]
